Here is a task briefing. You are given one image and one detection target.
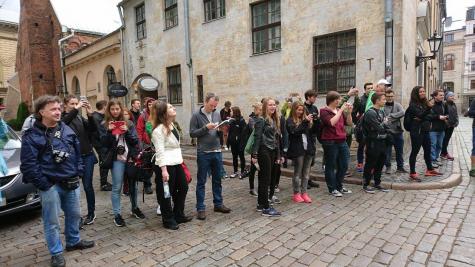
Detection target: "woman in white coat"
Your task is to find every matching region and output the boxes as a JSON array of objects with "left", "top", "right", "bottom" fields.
[{"left": 151, "top": 102, "right": 191, "bottom": 230}]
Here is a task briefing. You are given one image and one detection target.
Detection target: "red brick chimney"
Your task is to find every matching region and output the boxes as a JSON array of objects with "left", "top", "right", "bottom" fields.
[{"left": 16, "top": 0, "right": 63, "bottom": 107}]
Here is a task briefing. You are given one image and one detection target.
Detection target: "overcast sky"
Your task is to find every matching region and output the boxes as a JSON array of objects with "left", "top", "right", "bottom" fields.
[
  {"left": 0, "top": 0, "right": 121, "bottom": 33},
  {"left": 0, "top": 0, "right": 474, "bottom": 33}
]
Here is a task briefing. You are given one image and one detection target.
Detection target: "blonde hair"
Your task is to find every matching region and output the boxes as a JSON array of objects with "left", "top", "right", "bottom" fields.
[
  {"left": 289, "top": 101, "right": 310, "bottom": 126},
  {"left": 261, "top": 97, "right": 280, "bottom": 133}
]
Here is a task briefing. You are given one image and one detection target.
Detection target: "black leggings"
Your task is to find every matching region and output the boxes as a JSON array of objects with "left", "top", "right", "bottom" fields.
[
  {"left": 154, "top": 165, "right": 189, "bottom": 226},
  {"left": 249, "top": 164, "right": 256, "bottom": 190},
  {"left": 441, "top": 127, "right": 454, "bottom": 155},
  {"left": 257, "top": 147, "right": 276, "bottom": 209},
  {"left": 230, "top": 141, "right": 245, "bottom": 173},
  {"left": 409, "top": 131, "right": 433, "bottom": 173}
]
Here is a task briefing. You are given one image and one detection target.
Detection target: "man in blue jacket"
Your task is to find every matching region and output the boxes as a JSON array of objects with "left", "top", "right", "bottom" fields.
[{"left": 20, "top": 95, "right": 94, "bottom": 267}]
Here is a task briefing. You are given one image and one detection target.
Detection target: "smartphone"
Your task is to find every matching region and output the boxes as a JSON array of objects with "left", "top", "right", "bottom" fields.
[
  {"left": 111, "top": 121, "right": 126, "bottom": 135},
  {"left": 80, "top": 96, "right": 87, "bottom": 102}
]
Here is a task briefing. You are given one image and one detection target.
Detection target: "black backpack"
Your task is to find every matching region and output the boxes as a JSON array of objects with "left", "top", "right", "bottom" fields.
[
  {"left": 354, "top": 114, "right": 365, "bottom": 143},
  {"left": 403, "top": 109, "right": 412, "bottom": 131}
]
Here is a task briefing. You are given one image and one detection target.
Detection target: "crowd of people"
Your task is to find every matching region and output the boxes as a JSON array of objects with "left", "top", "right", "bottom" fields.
[{"left": 18, "top": 78, "right": 461, "bottom": 266}]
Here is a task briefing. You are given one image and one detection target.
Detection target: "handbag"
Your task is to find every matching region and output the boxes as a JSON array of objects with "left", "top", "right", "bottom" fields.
[
  {"left": 182, "top": 162, "right": 192, "bottom": 184},
  {"left": 244, "top": 129, "right": 255, "bottom": 154},
  {"left": 100, "top": 149, "right": 115, "bottom": 169}
]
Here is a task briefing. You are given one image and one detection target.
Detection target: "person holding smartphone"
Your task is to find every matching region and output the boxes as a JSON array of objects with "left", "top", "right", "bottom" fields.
[
  {"left": 62, "top": 95, "right": 98, "bottom": 226},
  {"left": 100, "top": 100, "right": 141, "bottom": 227},
  {"left": 429, "top": 89, "right": 449, "bottom": 168}
]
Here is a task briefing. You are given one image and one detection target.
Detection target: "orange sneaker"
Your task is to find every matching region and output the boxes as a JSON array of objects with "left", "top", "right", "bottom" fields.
[
  {"left": 409, "top": 173, "right": 421, "bottom": 182},
  {"left": 425, "top": 170, "right": 442, "bottom": 176},
  {"left": 292, "top": 193, "right": 304, "bottom": 203},
  {"left": 301, "top": 193, "right": 312, "bottom": 203}
]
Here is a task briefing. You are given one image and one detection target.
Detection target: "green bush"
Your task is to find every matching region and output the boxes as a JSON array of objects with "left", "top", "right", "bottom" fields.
[{"left": 6, "top": 102, "right": 30, "bottom": 131}]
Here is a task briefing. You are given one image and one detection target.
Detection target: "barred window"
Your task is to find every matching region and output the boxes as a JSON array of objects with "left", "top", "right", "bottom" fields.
[
  {"left": 135, "top": 3, "right": 146, "bottom": 40},
  {"left": 313, "top": 30, "right": 356, "bottom": 93},
  {"left": 167, "top": 65, "right": 182, "bottom": 104},
  {"left": 197, "top": 75, "right": 204, "bottom": 104},
  {"left": 204, "top": 0, "right": 225, "bottom": 22},
  {"left": 251, "top": 0, "right": 281, "bottom": 54},
  {"left": 443, "top": 54, "right": 455, "bottom": 71},
  {"left": 165, "top": 0, "right": 178, "bottom": 29}
]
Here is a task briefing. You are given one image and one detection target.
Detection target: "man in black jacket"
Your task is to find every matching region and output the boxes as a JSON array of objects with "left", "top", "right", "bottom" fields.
[
  {"left": 429, "top": 89, "right": 449, "bottom": 167},
  {"left": 130, "top": 99, "right": 141, "bottom": 125},
  {"left": 303, "top": 89, "right": 320, "bottom": 188},
  {"left": 362, "top": 93, "right": 390, "bottom": 193},
  {"left": 355, "top": 82, "right": 373, "bottom": 172},
  {"left": 91, "top": 100, "right": 112, "bottom": 191},
  {"left": 62, "top": 95, "right": 98, "bottom": 225}
]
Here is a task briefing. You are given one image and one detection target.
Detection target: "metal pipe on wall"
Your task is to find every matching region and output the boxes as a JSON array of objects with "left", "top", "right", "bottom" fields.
[
  {"left": 184, "top": 0, "right": 195, "bottom": 113},
  {"left": 384, "top": 0, "right": 393, "bottom": 84},
  {"left": 117, "top": 4, "right": 129, "bottom": 104},
  {"left": 58, "top": 29, "right": 75, "bottom": 96}
]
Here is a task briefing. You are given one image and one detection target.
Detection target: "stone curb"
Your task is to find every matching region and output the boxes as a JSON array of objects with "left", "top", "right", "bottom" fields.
[{"left": 183, "top": 153, "right": 462, "bottom": 191}]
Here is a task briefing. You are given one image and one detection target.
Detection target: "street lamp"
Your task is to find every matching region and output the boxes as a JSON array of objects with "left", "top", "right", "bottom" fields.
[
  {"left": 416, "top": 32, "right": 443, "bottom": 67},
  {"left": 106, "top": 68, "right": 116, "bottom": 86}
]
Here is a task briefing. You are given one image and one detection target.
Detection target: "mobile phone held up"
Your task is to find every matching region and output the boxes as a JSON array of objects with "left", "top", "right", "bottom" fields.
[
  {"left": 111, "top": 121, "right": 126, "bottom": 135},
  {"left": 80, "top": 96, "right": 87, "bottom": 102}
]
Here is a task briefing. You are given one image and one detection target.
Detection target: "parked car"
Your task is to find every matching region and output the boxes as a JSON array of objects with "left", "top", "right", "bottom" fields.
[{"left": 0, "top": 124, "right": 41, "bottom": 216}]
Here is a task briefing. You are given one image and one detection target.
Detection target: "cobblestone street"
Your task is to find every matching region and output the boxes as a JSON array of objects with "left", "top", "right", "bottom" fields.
[{"left": 0, "top": 118, "right": 474, "bottom": 267}]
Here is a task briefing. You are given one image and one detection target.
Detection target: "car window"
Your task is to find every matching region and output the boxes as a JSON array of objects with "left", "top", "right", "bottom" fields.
[{"left": 0, "top": 124, "right": 21, "bottom": 150}]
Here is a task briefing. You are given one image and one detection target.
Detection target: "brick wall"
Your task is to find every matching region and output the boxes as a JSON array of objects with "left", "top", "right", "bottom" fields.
[{"left": 16, "top": 0, "right": 63, "bottom": 107}]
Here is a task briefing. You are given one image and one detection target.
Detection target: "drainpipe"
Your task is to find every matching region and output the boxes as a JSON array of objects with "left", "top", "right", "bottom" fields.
[
  {"left": 384, "top": 0, "right": 393, "bottom": 84},
  {"left": 117, "top": 4, "right": 128, "bottom": 104},
  {"left": 184, "top": 0, "right": 195, "bottom": 113},
  {"left": 58, "top": 29, "right": 75, "bottom": 96}
]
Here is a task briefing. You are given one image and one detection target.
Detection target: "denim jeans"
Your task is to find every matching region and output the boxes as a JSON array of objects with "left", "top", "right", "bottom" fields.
[
  {"left": 322, "top": 141, "right": 349, "bottom": 193},
  {"left": 81, "top": 152, "right": 97, "bottom": 216},
  {"left": 111, "top": 160, "right": 126, "bottom": 215},
  {"left": 196, "top": 152, "right": 223, "bottom": 211},
  {"left": 430, "top": 131, "right": 445, "bottom": 161},
  {"left": 39, "top": 185, "right": 81, "bottom": 256},
  {"left": 292, "top": 154, "right": 313, "bottom": 193},
  {"left": 385, "top": 133, "right": 404, "bottom": 169}
]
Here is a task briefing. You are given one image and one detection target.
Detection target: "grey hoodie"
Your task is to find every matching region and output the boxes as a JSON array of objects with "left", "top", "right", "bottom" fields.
[
  {"left": 383, "top": 102, "right": 404, "bottom": 134},
  {"left": 189, "top": 107, "right": 222, "bottom": 153}
]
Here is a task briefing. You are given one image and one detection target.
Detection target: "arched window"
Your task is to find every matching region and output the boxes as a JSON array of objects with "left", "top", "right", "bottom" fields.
[
  {"left": 72, "top": 76, "right": 80, "bottom": 97},
  {"left": 443, "top": 54, "right": 455, "bottom": 71}
]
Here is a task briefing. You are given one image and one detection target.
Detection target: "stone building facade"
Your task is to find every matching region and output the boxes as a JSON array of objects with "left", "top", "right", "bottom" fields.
[
  {"left": 118, "top": 0, "right": 445, "bottom": 142},
  {"left": 463, "top": 7, "right": 475, "bottom": 111},
  {"left": 0, "top": 20, "right": 18, "bottom": 120},
  {"left": 63, "top": 30, "right": 122, "bottom": 109},
  {"left": 443, "top": 24, "right": 465, "bottom": 112}
]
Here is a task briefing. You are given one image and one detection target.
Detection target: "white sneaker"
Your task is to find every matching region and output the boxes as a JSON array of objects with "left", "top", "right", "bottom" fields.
[
  {"left": 271, "top": 195, "right": 282, "bottom": 204},
  {"left": 156, "top": 205, "right": 161, "bottom": 216},
  {"left": 341, "top": 188, "right": 352, "bottom": 194},
  {"left": 331, "top": 190, "right": 343, "bottom": 197}
]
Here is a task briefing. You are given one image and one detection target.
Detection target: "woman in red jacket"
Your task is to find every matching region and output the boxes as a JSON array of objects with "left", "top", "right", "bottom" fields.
[{"left": 136, "top": 97, "right": 155, "bottom": 194}]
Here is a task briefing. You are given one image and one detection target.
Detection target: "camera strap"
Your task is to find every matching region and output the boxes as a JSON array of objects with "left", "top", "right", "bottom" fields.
[{"left": 43, "top": 126, "right": 71, "bottom": 163}]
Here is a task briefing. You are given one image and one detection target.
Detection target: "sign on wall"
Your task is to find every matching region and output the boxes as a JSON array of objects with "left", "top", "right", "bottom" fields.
[
  {"left": 108, "top": 84, "right": 128, "bottom": 97},
  {"left": 138, "top": 77, "right": 160, "bottom": 91}
]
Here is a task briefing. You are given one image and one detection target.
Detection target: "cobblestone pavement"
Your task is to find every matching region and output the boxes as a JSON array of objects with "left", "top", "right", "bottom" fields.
[{"left": 0, "top": 119, "right": 474, "bottom": 266}]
